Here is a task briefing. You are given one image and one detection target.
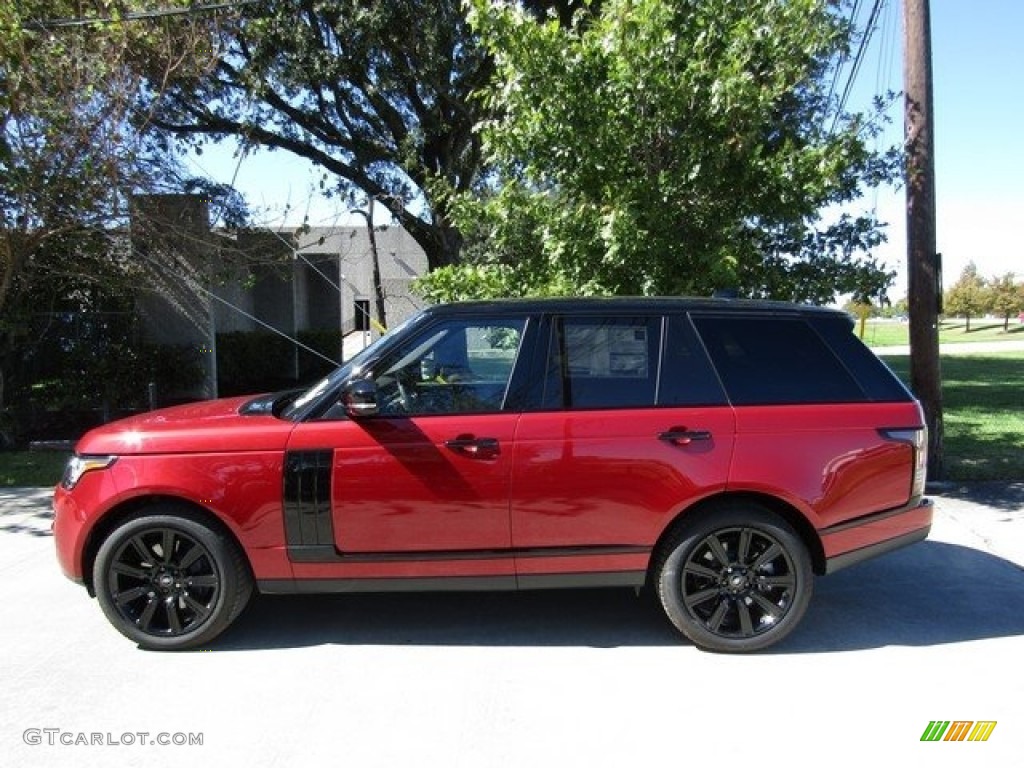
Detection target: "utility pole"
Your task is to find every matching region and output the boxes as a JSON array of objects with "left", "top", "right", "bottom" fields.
[{"left": 904, "top": 0, "right": 943, "bottom": 478}]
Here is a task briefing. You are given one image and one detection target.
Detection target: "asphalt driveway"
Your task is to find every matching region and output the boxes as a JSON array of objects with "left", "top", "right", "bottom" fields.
[{"left": 1, "top": 485, "right": 1022, "bottom": 767}]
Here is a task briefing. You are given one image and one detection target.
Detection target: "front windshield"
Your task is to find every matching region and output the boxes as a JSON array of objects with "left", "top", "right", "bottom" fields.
[{"left": 279, "top": 310, "right": 426, "bottom": 420}]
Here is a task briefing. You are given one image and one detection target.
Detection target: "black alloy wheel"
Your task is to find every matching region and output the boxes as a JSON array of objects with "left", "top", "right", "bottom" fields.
[
  {"left": 94, "top": 508, "right": 252, "bottom": 650},
  {"left": 656, "top": 502, "right": 812, "bottom": 652}
]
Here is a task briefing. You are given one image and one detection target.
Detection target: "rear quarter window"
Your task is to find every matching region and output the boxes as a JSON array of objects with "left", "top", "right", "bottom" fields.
[{"left": 691, "top": 315, "right": 868, "bottom": 405}]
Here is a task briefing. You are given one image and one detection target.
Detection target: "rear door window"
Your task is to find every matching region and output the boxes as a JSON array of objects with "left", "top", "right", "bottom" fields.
[{"left": 542, "top": 316, "right": 661, "bottom": 409}]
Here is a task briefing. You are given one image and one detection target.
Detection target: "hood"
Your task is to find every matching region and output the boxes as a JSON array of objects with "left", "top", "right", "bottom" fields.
[{"left": 74, "top": 396, "right": 296, "bottom": 456}]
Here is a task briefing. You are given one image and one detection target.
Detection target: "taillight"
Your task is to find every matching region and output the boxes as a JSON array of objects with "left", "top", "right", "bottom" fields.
[{"left": 880, "top": 427, "right": 928, "bottom": 499}]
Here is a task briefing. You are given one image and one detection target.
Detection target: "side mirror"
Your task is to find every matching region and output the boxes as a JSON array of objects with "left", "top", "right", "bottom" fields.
[{"left": 341, "top": 378, "right": 378, "bottom": 418}]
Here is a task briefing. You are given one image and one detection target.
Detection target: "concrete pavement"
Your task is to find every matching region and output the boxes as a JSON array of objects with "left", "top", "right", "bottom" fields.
[{"left": 1, "top": 484, "right": 1022, "bottom": 767}]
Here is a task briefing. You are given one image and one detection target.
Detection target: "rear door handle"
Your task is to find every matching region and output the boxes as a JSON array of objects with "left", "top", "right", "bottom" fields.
[
  {"left": 445, "top": 435, "right": 500, "bottom": 457},
  {"left": 658, "top": 429, "right": 712, "bottom": 445}
]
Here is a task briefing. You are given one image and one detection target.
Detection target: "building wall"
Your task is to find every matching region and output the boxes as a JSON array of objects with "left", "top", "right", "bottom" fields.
[{"left": 131, "top": 195, "right": 429, "bottom": 396}]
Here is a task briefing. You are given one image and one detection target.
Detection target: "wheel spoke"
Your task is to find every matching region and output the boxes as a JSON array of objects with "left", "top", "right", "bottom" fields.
[
  {"left": 707, "top": 600, "right": 730, "bottom": 632},
  {"left": 684, "top": 587, "right": 720, "bottom": 609},
  {"left": 177, "top": 543, "right": 205, "bottom": 571},
  {"left": 137, "top": 595, "right": 159, "bottom": 630},
  {"left": 185, "top": 574, "right": 218, "bottom": 589},
  {"left": 114, "top": 585, "right": 149, "bottom": 605},
  {"left": 129, "top": 535, "right": 153, "bottom": 566},
  {"left": 181, "top": 593, "right": 211, "bottom": 621},
  {"left": 750, "top": 542, "right": 782, "bottom": 571},
  {"left": 683, "top": 561, "right": 719, "bottom": 580},
  {"left": 703, "top": 534, "right": 731, "bottom": 567},
  {"left": 166, "top": 598, "right": 183, "bottom": 634},
  {"left": 111, "top": 562, "right": 148, "bottom": 581},
  {"left": 737, "top": 528, "right": 753, "bottom": 563},
  {"left": 737, "top": 600, "right": 755, "bottom": 637},
  {"left": 160, "top": 529, "right": 176, "bottom": 564},
  {"left": 750, "top": 591, "right": 784, "bottom": 620},
  {"left": 758, "top": 575, "right": 795, "bottom": 589}
]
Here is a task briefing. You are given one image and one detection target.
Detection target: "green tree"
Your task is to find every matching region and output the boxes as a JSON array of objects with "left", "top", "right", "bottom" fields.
[
  {"left": 140, "top": 1, "right": 652, "bottom": 273},
  {"left": 143, "top": 0, "right": 490, "bottom": 271},
  {"left": 421, "top": 0, "right": 899, "bottom": 302},
  {"left": 943, "top": 262, "right": 989, "bottom": 332},
  {"left": 988, "top": 272, "right": 1024, "bottom": 331},
  {"left": 0, "top": 1, "right": 226, "bottom": 415}
]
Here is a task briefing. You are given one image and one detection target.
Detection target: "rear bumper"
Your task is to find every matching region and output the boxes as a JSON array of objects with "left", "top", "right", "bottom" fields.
[{"left": 821, "top": 497, "right": 933, "bottom": 574}]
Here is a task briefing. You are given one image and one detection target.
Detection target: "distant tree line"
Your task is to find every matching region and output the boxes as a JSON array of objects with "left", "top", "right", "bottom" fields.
[
  {"left": 943, "top": 263, "right": 1024, "bottom": 332},
  {"left": 846, "top": 263, "right": 1024, "bottom": 332}
]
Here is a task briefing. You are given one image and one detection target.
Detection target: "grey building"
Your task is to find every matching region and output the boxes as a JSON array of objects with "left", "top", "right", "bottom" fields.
[{"left": 131, "top": 194, "right": 427, "bottom": 397}]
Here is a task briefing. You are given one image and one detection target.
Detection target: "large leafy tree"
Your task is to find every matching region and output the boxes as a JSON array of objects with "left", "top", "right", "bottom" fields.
[
  {"left": 143, "top": 1, "right": 592, "bottom": 272},
  {"left": 144, "top": 0, "right": 490, "bottom": 271},
  {"left": 420, "top": 0, "right": 899, "bottom": 302},
  {"left": 0, "top": 1, "right": 228, "bottom": 414}
]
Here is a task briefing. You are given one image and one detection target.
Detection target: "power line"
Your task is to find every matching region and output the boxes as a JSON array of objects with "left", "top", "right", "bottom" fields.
[
  {"left": 21, "top": 0, "right": 258, "bottom": 31},
  {"left": 824, "top": 0, "right": 864, "bottom": 116},
  {"left": 831, "top": 0, "right": 887, "bottom": 133}
]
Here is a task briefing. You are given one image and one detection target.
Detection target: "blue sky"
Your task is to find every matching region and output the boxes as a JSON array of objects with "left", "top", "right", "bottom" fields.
[
  {"left": 873, "top": 0, "right": 1024, "bottom": 295},
  {"left": 190, "top": 0, "right": 1023, "bottom": 299}
]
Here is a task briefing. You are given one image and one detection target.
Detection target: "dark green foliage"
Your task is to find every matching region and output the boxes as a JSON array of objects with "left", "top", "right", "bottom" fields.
[{"left": 419, "top": 0, "right": 899, "bottom": 303}]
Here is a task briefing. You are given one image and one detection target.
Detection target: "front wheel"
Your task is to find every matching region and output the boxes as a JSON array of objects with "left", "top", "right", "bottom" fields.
[
  {"left": 94, "top": 508, "right": 253, "bottom": 650},
  {"left": 655, "top": 502, "right": 813, "bottom": 652}
]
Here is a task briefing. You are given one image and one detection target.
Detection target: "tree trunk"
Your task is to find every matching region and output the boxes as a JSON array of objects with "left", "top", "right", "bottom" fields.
[{"left": 365, "top": 199, "right": 387, "bottom": 331}]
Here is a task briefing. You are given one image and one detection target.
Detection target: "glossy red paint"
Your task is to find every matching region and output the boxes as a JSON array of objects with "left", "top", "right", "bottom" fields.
[
  {"left": 510, "top": 406, "right": 735, "bottom": 548},
  {"left": 727, "top": 402, "right": 924, "bottom": 528},
  {"left": 288, "top": 413, "right": 518, "bottom": 553},
  {"left": 53, "top": 401, "right": 297, "bottom": 584}
]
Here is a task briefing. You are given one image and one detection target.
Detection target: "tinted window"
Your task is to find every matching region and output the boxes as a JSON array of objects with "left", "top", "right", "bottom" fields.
[
  {"left": 691, "top": 316, "right": 866, "bottom": 405},
  {"left": 372, "top": 317, "right": 526, "bottom": 415},
  {"left": 814, "top": 318, "right": 913, "bottom": 402},
  {"left": 659, "top": 315, "right": 729, "bottom": 406},
  {"left": 543, "top": 317, "right": 661, "bottom": 409}
]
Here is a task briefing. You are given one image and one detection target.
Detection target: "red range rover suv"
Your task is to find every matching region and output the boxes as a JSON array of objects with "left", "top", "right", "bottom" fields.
[{"left": 53, "top": 298, "right": 932, "bottom": 652}]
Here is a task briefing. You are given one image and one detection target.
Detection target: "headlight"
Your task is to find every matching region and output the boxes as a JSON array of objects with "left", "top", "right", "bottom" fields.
[{"left": 61, "top": 455, "right": 117, "bottom": 490}]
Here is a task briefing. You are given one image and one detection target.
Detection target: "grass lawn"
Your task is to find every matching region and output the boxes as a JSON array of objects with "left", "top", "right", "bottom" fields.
[
  {"left": 0, "top": 450, "right": 68, "bottom": 488},
  {"left": 884, "top": 352, "right": 1024, "bottom": 481},
  {"left": 862, "top": 318, "right": 1024, "bottom": 347}
]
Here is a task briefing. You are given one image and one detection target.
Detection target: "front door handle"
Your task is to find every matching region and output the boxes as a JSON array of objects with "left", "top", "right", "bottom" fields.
[
  {"left": 658, "top": 428, "right": 712, "bottom": 446},
  {"left": 445, "top": 435, "right": 500, "bottom": 457}
]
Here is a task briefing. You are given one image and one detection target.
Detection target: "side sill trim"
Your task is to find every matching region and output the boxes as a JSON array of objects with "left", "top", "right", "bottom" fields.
[
  {"left": 259, "top": 576, "right": 517, "bottom": 594},
  {"left": 286, "top": 543, "right": 651, "bottom": 564},
  {"left": 257, "top": 570, "right": 647, "bottom": 595},
  {"left": 824, "top": 526, "right": 931, "bottom": 575},
  {"left": 517, "top": 571, "right": 646, "bottom": 590}
]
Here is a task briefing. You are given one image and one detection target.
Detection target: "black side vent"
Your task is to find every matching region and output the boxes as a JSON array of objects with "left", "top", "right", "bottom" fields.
[{"left": 283, "top": 450, "right": 335, "bottom": 551}]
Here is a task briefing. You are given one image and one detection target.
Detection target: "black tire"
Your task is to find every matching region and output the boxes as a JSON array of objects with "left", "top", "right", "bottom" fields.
[
  {"left": 655, "top": 501, "right": 813, "bottom": 652},
  {"left": 93, "top": 506, "right": 253, "bottom": 651}
]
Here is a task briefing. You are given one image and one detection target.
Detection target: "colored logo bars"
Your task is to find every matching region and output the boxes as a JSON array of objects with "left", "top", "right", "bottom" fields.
[{"left": 921, "top": 721, "right": 997, "bottom": 742}]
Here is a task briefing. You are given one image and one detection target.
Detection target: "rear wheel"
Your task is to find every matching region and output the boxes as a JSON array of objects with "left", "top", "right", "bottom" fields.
[
  {"left": 94, "top": 507, "right": 252, "bottom": 650},
  {"left": 655, "top": 501, "right": 812, "bottom": 652}
]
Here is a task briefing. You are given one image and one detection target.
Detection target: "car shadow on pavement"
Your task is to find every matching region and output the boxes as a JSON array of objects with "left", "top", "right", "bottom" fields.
[
  {"left": 933, "top": 483, "right": 1024, "bottom": 513},
  {"left": 214, "top": 540, "right": 1024, "bottom": 653},
  {"left": 776, "top": 539, "right": 1024, "bottom": 654}
]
